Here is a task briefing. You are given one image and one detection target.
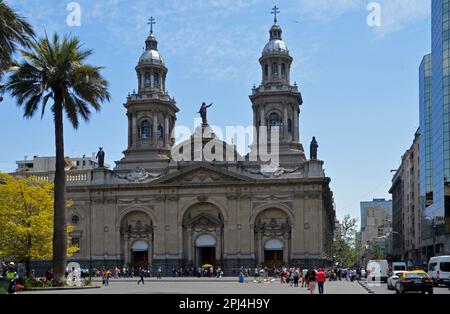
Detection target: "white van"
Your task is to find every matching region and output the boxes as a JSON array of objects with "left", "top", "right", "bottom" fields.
[
  {"left": 392, "top": 262, "right": 407, "bottom": 272},
  {"left": 428, "top": 256, "right": 450, "bottom": 286},
  {"left": 367, "top": 260, "right": 389, "bottom": 282}
]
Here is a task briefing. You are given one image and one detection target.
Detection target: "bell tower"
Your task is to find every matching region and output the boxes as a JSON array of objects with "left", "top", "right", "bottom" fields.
[
  {"left": 115, "top": 18, "right": 179, "bottom": 171},
  {"left": 249, "top": 7, "right": 305, "bottom": 167}
]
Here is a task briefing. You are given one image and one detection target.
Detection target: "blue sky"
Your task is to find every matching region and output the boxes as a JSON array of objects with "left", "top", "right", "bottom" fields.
[{"left": 0, "top": 0, "right": 431, "bottom": 223}]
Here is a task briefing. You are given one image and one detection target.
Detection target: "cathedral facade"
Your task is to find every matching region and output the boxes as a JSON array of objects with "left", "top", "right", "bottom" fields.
[{"left": 34, "top": 19, "right": 335, "bottom": 274}]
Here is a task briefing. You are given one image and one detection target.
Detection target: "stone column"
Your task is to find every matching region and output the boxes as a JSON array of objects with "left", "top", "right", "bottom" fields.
[
  {"left": 283, "top": 234, "right": 289, "bottom": 265},
  {"left": 283, "top": 105, "right": 288, "bottom": 143},
  {"left": 293, "top": 107, "right": 299, "bottom": 142},
  {"left": 153, "top": 114, "right": 158, "bottom": 146},
  {"left": 164, "top": 115, "right": 170, "bottom": 146},
  {"left": 128, "top": 113, "right": 132, "bottom": 148},
  {"left": 132, "top": 114, "right": 137, "bottom": 148},
  {"left": 124, "top": 237, "right": 129, "bottom": 265},
  {"left": 257, "top": 232, "right": 263, "bottom": 265},
  {"left": 260, "top": 106, "right": 266, "bottom": 126},
  {"left": 150, "top": 73, "right": 154, "bottom": 89},
  {"left": 216, "top": 229, "right": 221, "bottom": 262},
  {"left": 187, "top": 227, "right": 192, "bottom": 263},
  {"left": 148, "top": 238, "right": 152, "bottom": 267}
]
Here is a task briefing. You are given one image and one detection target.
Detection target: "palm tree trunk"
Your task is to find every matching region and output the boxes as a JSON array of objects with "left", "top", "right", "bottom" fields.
[{"left": 52, "top": 93, "right": 67, "bottom": 284}]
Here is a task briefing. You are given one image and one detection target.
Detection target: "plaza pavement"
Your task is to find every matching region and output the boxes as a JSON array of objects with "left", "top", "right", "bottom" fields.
[{"left": 20, "top": 278, "right": 368, "bottom": 294}]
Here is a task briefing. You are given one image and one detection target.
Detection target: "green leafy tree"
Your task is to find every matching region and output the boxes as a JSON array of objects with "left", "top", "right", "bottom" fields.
[
  {"left": 370, "top": 244, "right": 383, "bottom": 260},
  {"left": 333, "top": 215, "right": 359, "bottom": 268},
  {"left": 6, "top": 34, "right": 110, "bottom": 283}
]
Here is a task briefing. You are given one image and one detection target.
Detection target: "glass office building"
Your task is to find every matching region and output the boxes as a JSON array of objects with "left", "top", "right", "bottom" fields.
[{"left": 420, "top": 0, "right": 450, "bottom": 261}]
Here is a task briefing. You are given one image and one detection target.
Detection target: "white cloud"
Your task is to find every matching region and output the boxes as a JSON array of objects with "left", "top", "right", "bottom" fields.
[
  {"left": 293, "top": 0, "right": 430, "bottom": 35},
  {"left": 374, "top": 0, "right": 431, "bottom": 36},
  {"left": 296, "top": 0, "right": 361, "bottom": 21}
]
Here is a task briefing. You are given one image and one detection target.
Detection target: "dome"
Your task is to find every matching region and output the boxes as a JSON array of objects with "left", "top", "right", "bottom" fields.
[
  {"left": 139, "top": 49, "right": 164, "bottom": 65},
  {"left": 139, "top": 34, "right": 165, "bottom": 65},
  {"left": 263, "top": 39, "right": 288, "bottom": 55},
  {"left": 262, "top": 23, "right": 289, "bottom": 56}
]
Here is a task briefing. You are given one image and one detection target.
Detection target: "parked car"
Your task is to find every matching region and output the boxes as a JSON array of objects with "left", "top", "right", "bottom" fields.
[
  {"left": 392, "top": 262, "right": 407, "bottom": 272},
  {"left": 427, "top": 255, "right": 450, "bottom": 287},
  {"left": 395, "top": 270, "right": 433, "bottom": 294},
  {"left": 387, "top": 271, "right": 407, "bottom": 290}
]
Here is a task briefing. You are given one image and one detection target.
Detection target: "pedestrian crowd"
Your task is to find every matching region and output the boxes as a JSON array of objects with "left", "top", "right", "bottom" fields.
[{"left": 237, "top": 266, "right": 363, "bottom": 294}]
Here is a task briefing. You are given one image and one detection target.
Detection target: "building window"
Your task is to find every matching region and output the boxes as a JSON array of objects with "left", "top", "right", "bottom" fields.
[
  {"left": 269, "top": 112, "right": 281, "bottom": 127},
  {"left": 71, "top": 215, "right": 80, "bottom": 225},
  {"left": 265, "top": 64, "right": 269, "bottom": 77},
  {"left": 157, "top": 125, "right": 163, "bottom": 139},
  {"left": 144, "top": 73, "right": 151, "bottom": 85},
  {"left": 82, "top": 160, "right": 86, "bottom": 166},
  {"left": 288, "top": 119, "right": 292, "bottom": 132},
  {"left": 281, "top": 63, "right": 286, "bottom": 76},
  {"left": 154, "top": 73, "right": 160, "bottom": 85},
  {"left": 272, "top": 63, "right": 278, "bottom": 76},
  {"left": 140, "top": 120, "right": 151, "bottom": 139}
]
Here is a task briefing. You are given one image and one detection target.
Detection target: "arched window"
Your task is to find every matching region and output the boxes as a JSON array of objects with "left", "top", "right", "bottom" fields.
[
  {"left": 196, "top": 234, "right": 216, "bottom": 247},
  {"left": 272, "top": 63, "right": 278, "bottom": 76},
  {"left": 288, "top": 119, "right": 292, "bottom": 133},
  {"left": 140, "top": 120, "right": 151, "bottom": 139},
  {"left": 144, "top": 73, "right": 151, "bottom": 85},
  {"left": 265, "top": 239, "right": 284, "bottom": 250},
  {"left": 264, "top": 64, "right": 269, "bottom": 77},
  {"left": 154, "top": 73, "right": 160, "bottom": 85},
  {"left": 269, "top": 112, "right": 281, "bottom": 127},
  {"left": 281, "top": 63, "right": 286, "bottom": 76},
  {"left": 157, "top": 125, "right": 163, "bottom": 139}
]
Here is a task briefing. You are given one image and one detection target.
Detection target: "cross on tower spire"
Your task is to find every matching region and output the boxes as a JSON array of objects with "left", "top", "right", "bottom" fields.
[
  {"left": 271, "top": 5, "right": 280, "bottom": 23},
  {"left": 148, "top": 16, "right": 156, "bottom": 34}
]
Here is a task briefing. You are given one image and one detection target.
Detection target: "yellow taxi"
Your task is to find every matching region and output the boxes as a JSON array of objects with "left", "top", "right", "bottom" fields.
[{"left": 395, "top": 270, "right": 434, "bottom": 294}]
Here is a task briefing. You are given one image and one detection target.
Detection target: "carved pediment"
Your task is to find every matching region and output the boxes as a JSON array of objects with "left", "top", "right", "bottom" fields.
[
  {"left": 183, "top": 212, "right": 224, "bottom": 231},
  {"left": 151, "top": 164, "right": 252, "bottom": 185}
]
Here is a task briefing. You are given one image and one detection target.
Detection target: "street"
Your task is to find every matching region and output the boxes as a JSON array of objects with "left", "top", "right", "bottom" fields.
[
  {"left": 362, "top": 280, "right": 450, "bottom": 295},
  {"left": 20, "top": 278, "right": 368, "bottom": 294}
]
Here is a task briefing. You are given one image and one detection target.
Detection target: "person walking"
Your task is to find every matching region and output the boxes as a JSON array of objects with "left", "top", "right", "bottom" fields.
[
  {"left": 6, "top": 262, "right": 19, "bottom": 294},
  {"left": 137, "top": 267, "right": 145, "bottom": 285},
  {"left": 316, "top": 268, "right": 326, "bottom": 294},
  {"left": 307, "top": 269, "right": 317, "bottom": 294},
  {"left": 157, "top": 266, "right": 162, "bottom": 279},
  {"left": 293, "top": 268, "right": 300, "bottom": 287}
]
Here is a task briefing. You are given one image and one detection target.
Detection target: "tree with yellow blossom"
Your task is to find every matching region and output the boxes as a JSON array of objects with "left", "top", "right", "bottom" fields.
[{"left": 0, "top": 174, "right": 78, "bottom": 277}]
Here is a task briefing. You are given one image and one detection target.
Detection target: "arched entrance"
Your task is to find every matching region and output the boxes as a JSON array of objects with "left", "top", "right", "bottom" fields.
[
  {"left": 131, "top": 240, "right": 149, "bottom": 269},
  {"left": 195, "top": 234, "right": 216, "bottom": 268},
  {"left": 182, "top": 203, "right": 224, "bottom": 268},
  {"left": 254, "top": 208, "right": 291, "bottom": 267},
  {"left": 120, "top": 211, "right": 154, "bottom": 268},
  {"left": 264, "top": 239, "right": 284, "bottom": 268}
]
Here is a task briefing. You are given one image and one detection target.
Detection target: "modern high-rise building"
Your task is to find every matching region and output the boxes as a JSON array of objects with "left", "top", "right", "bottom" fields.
[{"left": 419, "top": 0, "right": 450, "bottom": 262}]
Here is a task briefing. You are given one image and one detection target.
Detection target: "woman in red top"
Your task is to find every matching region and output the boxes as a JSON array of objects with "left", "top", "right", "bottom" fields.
[{"left": 316, "top": 268, "right": 326, "bottom": 294}]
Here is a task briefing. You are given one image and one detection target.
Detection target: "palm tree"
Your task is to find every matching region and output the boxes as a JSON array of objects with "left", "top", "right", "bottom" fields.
[
  {"left": 0, "top": 0, "right": 35, "bottom": 101},
  {"left": 6, "top": 34, "right": 110, "bottom": 284}
]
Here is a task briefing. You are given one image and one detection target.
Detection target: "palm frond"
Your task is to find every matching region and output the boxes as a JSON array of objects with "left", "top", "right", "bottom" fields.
[{"left": 6, "top": 32, "right": 110, "bottom": 129}]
